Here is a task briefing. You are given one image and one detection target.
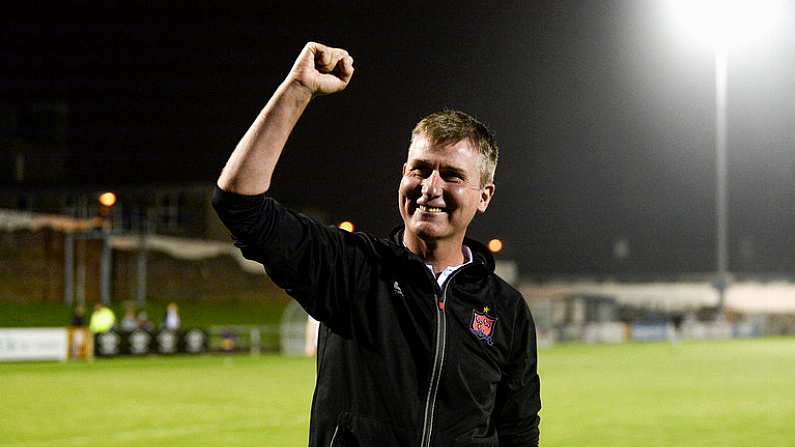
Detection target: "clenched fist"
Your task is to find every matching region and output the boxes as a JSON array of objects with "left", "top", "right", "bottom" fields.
[{"left": 288, "top": 42, "right": 354, "bottom": 97}]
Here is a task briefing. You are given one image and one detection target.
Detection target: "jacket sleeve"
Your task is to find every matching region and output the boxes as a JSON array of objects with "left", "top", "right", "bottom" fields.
[
  {"left": 211, "top": 186, "right": 371, "bottom": 329},
  {"left": 493, "top": 300, "right": 542, "bottom": 446}
]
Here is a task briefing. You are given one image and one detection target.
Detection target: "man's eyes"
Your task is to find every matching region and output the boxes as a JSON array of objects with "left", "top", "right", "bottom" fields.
[
  {"left": 439, "top": 170, "right": 465, "bottom": 182},
  {"left": 443, "top": 172, "right": 464, "bottom": 182},
  {"left": 409, "top": 168, "right": 464, "bottom": 182}
]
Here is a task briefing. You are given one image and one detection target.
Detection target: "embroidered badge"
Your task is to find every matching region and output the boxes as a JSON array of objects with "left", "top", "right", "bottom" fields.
[
  {"left": 392, "top": 281, "right": 404, "bottom": 298},
  {"left": 470, "top": 306, "right": 497, "bottom": 346}
]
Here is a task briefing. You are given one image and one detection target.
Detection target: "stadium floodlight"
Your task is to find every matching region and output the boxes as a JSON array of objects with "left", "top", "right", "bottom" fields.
[
  {"left": 666, "top": 0, "right": 784, "bottom": 316},
  {"left": 666, "top": 0, "right": 784, "bottom": 50}
]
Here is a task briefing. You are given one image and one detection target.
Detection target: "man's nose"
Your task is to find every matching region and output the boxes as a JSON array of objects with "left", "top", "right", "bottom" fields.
[{"left": 421, "top": 171, "right": 442, "bottom": 197}]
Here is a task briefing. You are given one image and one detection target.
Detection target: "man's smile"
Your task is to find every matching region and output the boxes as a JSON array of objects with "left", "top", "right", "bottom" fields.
[{"left": 417, "top": 204, "right": 445, "bottom": 214}]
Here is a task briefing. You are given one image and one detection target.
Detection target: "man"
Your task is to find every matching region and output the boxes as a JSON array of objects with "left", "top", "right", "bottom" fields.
[
  {"left": 162, "top": 302, "right": 181, "bottom": 331},
  {"left": 88, "top": 303, "right": 115, "bottom": 334},
  {"left": 213, "top": 42, "right": 541, "bottom": 446}
]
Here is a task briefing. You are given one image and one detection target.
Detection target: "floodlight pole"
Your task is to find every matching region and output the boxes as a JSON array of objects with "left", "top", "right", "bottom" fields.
[
  {"left": 100, "top": 230, "right": 112, "bottom": 305},
  {"left": 714, "top": 45, "right": 729, "bottom": 315},
  {"left": 136, "top": 213, "right": 150, "bottom": 307},
  {"left": 64, "top": 232, "right": 75, "bottom": 307}
]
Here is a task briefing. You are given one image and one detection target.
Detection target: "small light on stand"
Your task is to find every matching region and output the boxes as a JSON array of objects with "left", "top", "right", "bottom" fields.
[
  {"left": 98, "top": 192, "right": 117, "bottom": 231},
  {"left": 487, "top": 238, "right": 503, "bottom": 254},
  {"left": 98, "top": 192, "right": 117, "bottom": 208},
  {"left": 338, "top": 221, "right": 355, "bottom": 233}
]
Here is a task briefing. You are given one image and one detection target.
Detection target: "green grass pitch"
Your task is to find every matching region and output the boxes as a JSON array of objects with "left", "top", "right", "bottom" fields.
[{"left": 1, "top": 338, "right": 793, "bottom": 446}]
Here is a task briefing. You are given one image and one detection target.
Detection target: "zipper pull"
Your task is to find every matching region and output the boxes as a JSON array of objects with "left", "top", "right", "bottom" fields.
[{"left": 437, "top": 299, "right": 445, "bottom": 311}]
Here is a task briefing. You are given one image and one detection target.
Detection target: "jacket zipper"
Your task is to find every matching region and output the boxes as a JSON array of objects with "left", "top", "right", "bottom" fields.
[
  {"left": 419, "top": 266, "right": 469, "bottom": 447},
  {"left": 328, "top": 424, "right": 339, "bottom": 447}
]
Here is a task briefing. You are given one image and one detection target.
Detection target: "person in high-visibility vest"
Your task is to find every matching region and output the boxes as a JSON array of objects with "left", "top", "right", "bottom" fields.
[{"left": 89, "top": 303, "right": 116, "bottom": 334}]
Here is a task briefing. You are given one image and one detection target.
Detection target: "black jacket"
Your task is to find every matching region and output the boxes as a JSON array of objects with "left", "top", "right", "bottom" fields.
[{"left": 213, "top": 188, "right": 541, "bottom": 446}]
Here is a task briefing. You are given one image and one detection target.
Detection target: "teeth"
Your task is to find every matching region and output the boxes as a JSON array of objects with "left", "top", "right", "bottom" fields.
[{"left": 418, "top": 205, "right": 443, "bottom": 213}]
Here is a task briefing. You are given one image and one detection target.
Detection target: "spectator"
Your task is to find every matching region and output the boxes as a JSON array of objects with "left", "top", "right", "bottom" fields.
[
  {"left": 137, "top": 310, "right": 154, "bottom": 331},
  {"left": 69, "top": 305, "right": 89, "bottom": 359},
  {"left": 71, "top": 305, "right": 85, "bottom": 327},
  {"left": 162, "top": 302, "right": 181, "bottom": 331},
  {"left": 121, "top": 309, "right": 138, "bottom": 332},
  {"left": 88, "top": 304, "right": 115, "bottom": 334}
]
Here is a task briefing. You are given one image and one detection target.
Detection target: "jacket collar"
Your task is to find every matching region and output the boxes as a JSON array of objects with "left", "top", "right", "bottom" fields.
[{"left": 385, "top": 226, "right": 495, "bottom": 275}]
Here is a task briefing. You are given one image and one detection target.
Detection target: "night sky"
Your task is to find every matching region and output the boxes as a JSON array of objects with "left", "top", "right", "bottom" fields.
[{"left": 3, "top": 1, "right": 794, "bottom": 275}]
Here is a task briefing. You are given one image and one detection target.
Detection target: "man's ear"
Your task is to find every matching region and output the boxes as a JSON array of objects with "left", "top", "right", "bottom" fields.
[{"left": 478, "top": 183, "right": 495, "bottom": 213}]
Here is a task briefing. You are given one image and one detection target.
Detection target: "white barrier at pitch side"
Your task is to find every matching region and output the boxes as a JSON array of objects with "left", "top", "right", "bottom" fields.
[
  {"left": 583, "top": 322, "right": 628, "bottom": 344},
  {"left": 0, "top": 328, "right": 68, "bottom": 362}
]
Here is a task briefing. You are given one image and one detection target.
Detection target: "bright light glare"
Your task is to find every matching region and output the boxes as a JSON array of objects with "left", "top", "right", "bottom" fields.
[
  {"left": 667, "top": 0, "right": 783, "bottom": 49},
  {"left": 487, "top": 239, "right": 503, "bottom": 254},
  {"left": 338, "top": 221, "right": 355, "bottom": 232},
  {"left": 98, "top": 192, "right": 117, "bottom": 207}
]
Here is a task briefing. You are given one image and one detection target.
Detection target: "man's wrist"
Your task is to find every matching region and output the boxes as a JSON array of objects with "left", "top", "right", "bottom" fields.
[{"left": 281, "top": 77, "right": 315, "bottom": 104}]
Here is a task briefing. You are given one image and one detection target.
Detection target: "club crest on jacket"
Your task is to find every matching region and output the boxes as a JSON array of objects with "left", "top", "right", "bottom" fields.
[{"left": 470, "top": 307, "right": 497, "bottom": 346}]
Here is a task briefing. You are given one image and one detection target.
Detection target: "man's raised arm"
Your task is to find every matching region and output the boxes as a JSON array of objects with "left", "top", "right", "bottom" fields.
[{"left": 217, "top": 42, "right": 354, "bottom": 195}]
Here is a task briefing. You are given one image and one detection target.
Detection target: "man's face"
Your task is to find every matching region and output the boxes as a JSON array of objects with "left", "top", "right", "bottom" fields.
[{"left": 398, "top": 134, "right": 494, "bottom": 245}]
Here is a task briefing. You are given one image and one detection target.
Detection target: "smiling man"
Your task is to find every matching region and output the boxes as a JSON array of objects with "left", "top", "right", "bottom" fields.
[
  {"left": 400, "top": 118, "right": 496, "bottom": 269},
  {"left": 213, "top": 42, "right": 541, "bottom": 446}
]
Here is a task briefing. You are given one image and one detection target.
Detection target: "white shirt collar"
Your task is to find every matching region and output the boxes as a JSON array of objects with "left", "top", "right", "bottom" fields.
[{"left": 425, "top": 245, "right": 473, "bottom": 287}]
